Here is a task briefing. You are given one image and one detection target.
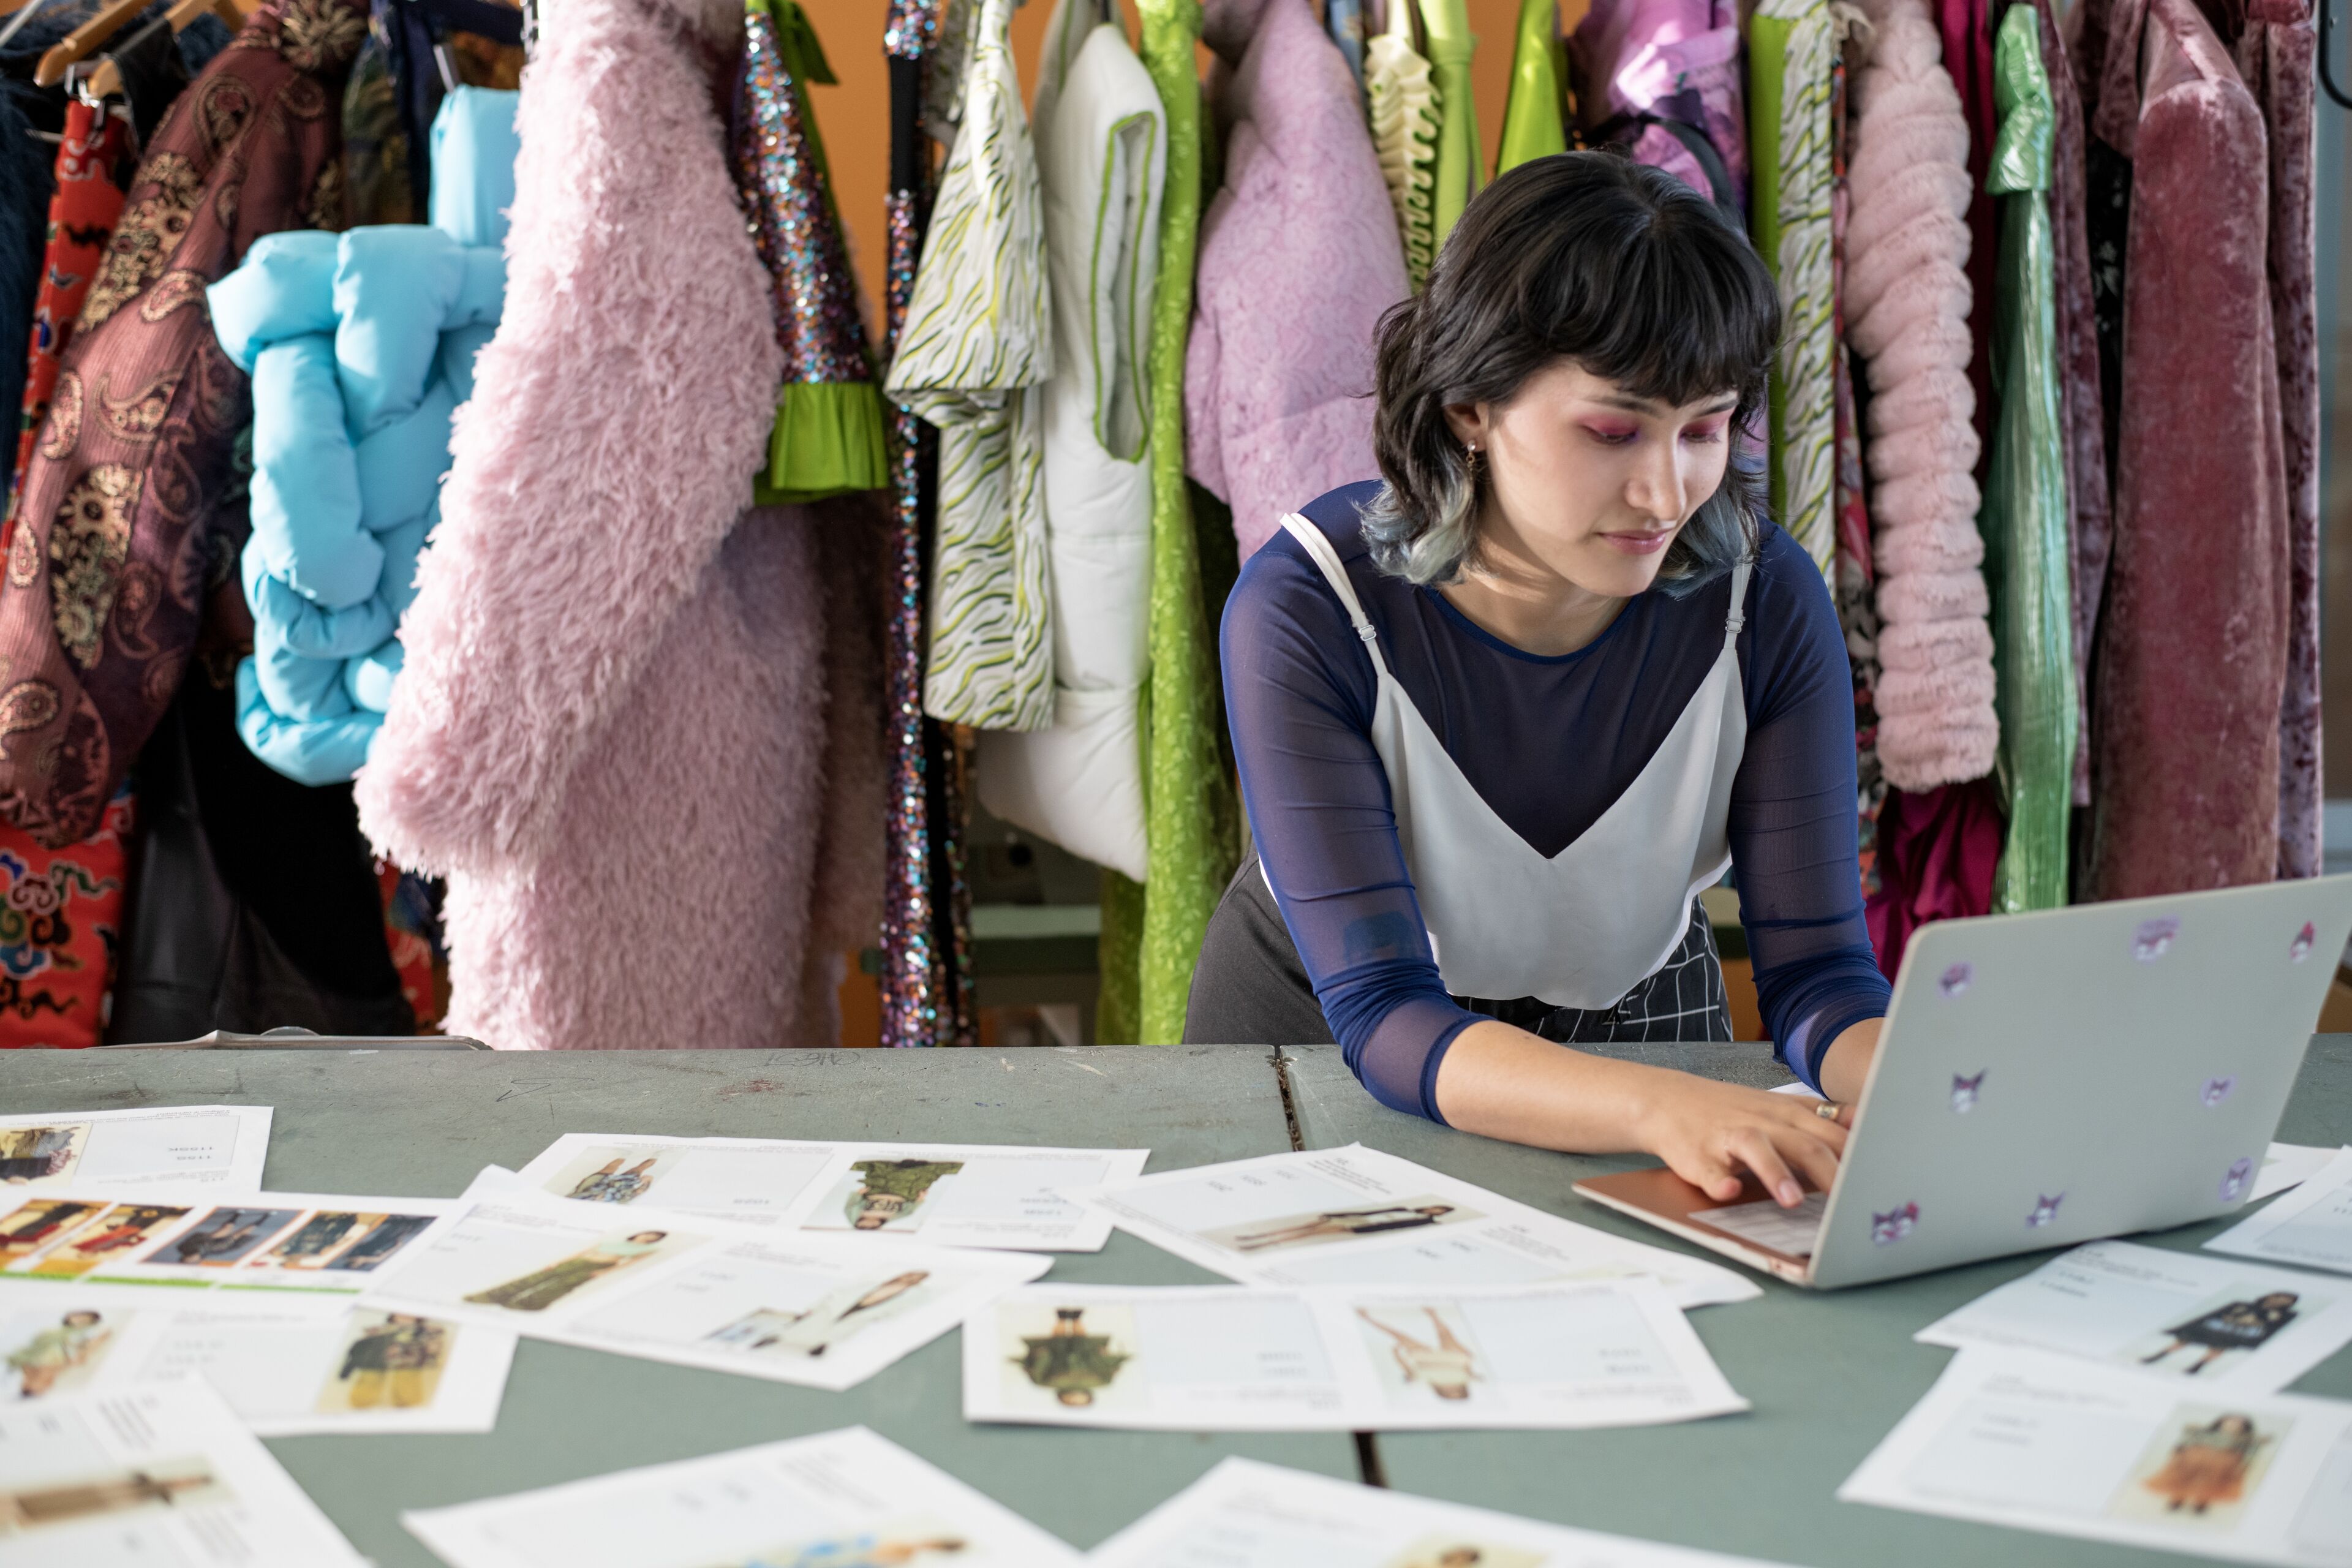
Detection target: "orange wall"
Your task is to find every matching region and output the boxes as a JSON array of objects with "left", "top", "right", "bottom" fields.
[{"left": 801, "top": 0, "right": 1586, "bottom": 340}]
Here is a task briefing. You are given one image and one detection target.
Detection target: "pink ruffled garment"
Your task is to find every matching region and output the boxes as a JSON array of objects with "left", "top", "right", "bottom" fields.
[
  {"left": 1843, "top": 0, "right": 1998, "bottom": 793},
  {"left": 356, "top": 0, "right": 880, "bottom": 1050},
  {"left": 1567, "top": 0, "right": 1746, "bottom": 208}
]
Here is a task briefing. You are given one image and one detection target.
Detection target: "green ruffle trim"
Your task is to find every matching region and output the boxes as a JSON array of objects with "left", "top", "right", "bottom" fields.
[{"left": 753, "top": 379, "right": 889, "bottom": 505}]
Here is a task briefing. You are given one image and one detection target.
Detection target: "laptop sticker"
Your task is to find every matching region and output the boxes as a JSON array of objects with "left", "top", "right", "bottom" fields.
[
  {"left": 2291, "top": 922, "right": 2316, "bottom": 962},
  {"left": 1950, "top": 1072, "right": 1985, "bottom": 1114},
  {"left": 1871, "top": 1204, "right": 1918, "bottom": 1246},
  {"left": 2133, "top": 917, "right": 2180, "bottom": 962},
  {"left": 1938, "top": 962, "right": 1973, "bottom": 998},
  {"left": 2220, "top": 1158, "right": 2255, "bottom": 1204},
  {"left": 2201, "top": 1076, "right": 2237, "bottom": 1109},
  {"left": 2026, "top": 1194, "right": 2064, "bottom": 1229}
]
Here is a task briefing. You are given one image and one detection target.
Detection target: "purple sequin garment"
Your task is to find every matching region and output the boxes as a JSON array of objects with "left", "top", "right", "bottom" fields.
[{"left": 735, "top": 4, "right": 873, "bottom": 385}]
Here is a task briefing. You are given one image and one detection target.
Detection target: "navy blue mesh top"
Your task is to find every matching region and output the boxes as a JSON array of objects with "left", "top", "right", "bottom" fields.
[{"left": 1220, "top": 481, "right": 1890, "bottom": 1120}]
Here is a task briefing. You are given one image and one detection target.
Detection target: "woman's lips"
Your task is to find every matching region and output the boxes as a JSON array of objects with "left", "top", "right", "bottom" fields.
[{"left": 1597, "top": 530, "right": 1673, "bottom": 556}]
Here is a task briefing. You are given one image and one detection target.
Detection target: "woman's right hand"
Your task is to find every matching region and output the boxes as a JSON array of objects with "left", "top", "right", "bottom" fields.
[{"left": 1629, "top": 1073, "right": 1845, "bottom": 1208}]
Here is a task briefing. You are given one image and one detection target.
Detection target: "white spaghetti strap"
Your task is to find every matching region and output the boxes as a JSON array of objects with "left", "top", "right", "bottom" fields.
[
  {"left": 1721, "top": 554, "right": 1754, "bottom": 649},
  {"left": 1277, "top": 513, "right": 1389, "bottom": 672}
]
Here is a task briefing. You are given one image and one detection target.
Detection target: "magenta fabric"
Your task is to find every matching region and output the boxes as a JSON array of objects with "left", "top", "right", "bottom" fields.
[
  {"left": 1566, "top": 0, "right": 1746, "bottom": 208},
  {"left": 1186, "top": 0, "right": 1408, "bottom": 559},
  {"left": 1937, "top": 0, "right": 1997, "bottom": 479},
  {"left": 1865, "top": 778, "right": 2002, "bottom": 979}
]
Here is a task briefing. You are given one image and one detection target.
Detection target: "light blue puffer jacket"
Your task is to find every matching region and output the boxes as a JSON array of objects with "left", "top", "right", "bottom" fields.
[{"left": 206, "top": 86, "right": 518, "bottom": 785}]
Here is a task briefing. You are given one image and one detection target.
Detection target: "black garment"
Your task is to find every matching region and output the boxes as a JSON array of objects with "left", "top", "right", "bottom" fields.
[
  {"left": 2168, "top": 1300, "right": 2298, "bottom": 1351},
  {"left": 108, "top": 670, "right": 411, "bottom": 1042},
  {"left": 1184, "top": 854, "right": 1733, "bottom": 1065}
]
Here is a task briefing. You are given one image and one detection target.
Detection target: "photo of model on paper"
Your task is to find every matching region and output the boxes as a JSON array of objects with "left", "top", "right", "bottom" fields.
[
  {"left": 2110, "top": 1408, "right": 2286, "bottom": 1529},
  {"left": 0, "top": 1124, "right": 85, "bottom": 1184},
  {"left": 1008, "top": 1305, "right": 1134, "bottom": 1408},
  {"left": 21, "top": 1204, "right": 188, "bottom": 1277},
  {"left": 257, "top": 1211, "right": 420, "bottom": 1271},
  {"left": 1199, "top": 1199, "right": 1476, "bottom": 1256},
  {"left": 464, "top": 1231, "right": 674, "bottom": 1313},
  {"left": 1377, "top": 1538, "right": 1543, "bottom": 1568},
  {"left": 0, "top": 1458, "right": 227, "bottom": 1534},
  {"left": 2125, "top": 1289, "right": 2317, "bottom": 1380},
  {"left": 809, "top": 1160, "right": 968, "bottom": 1234},
  {"left": 549, "top": 1150, "right": 667, "bottom": 1205},
  {"left": 315, "top": 1311, "right": 455, "bottom": 1414},
  {"left": 716, "top": 1522, "right": 971, "bottom": 1566},
  {"left": 146, "top": 1207, "right": 303, "bottom": 1268},
  {"left": 0, "top": 1198, "right": 102, "bottom": 1262},
  {"left": 700, "top": 1270, "right": 937, "bottom": 1359},
  {"left": 1, "top": 1308, "right": 117, "bottom": 1398},
  {"left": 1357, "top": 1306, "right": 1486, "bottom": 1403}
]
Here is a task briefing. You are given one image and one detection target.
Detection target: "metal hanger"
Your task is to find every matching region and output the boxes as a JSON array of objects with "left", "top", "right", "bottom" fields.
[
  {"left": 2323, "top": 0, "right": 2350, "bottom": 110},
  {"left": 0, "top": 0, "right": 56, "bottom": 53}
]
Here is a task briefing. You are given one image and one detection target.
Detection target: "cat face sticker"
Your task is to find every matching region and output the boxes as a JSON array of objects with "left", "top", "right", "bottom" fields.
[
  {"left": 2133, "top": 917, "right": 2180, "bottom": 962},
  {"left": 2026, "top": 1194, "right": 2064, "bottom": 1229},
  {"left": 1950, "top": 1072, "right": 1985, "bottom": 1114},
  {"left": 1939, "top": 962, "right": 1974, "bottom": 998},
  {"left": 2201, "top": 1076, "right": 2237, "bottom": 1109},
  {"left": 2291, "top": 922, "right": 2316, "bottom": 962},
  {"left": 1871, "top": 1203, "right": 1919, "bottom": 1246},
  {"left": 2220, "top": 1158, "right": 2255, "bottom": 1204}
]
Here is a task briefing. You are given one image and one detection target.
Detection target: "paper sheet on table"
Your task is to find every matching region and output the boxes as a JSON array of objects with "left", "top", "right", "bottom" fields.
[
  {"left": 359, "top": 1174, "right": 1049, "bottom": 1392},
  {"left": 0, "top": 1105, "right": 270, "bottom": 1192},
  {"left": 0, "top": 1378, "right": 364, "bottom": 1566},
  {"left": 1090, "top": 1456, "right": 1806, "bottom": 1566},
  {"left": 2211, "top": 1148, "right": 2352, "bottom": 1275},
  {"left": 0, "top": 1284, "right": 515, "bottom": 1435},
  {"left": 962, "top": 1277, "right": 1744, "bottom": 1431},
  {"left": 1916, "top": 1240, "right": 2352, "bottom": 1396},
  {"left": 2255, "top": 1145, "right": 2341, "bottom": 1203},
  {"left": 0, "top": 1186, "right": 462, "bottom": 1294},
  {"left": 1084, "top": 1145, "right": 1758, "bottom": 1308},
  {"left": 511, "top": 1131, "right": 1147, "bottom": 1251},
  {"left": 402, "top": 1425, "right": 1080, "bottom": 1568},
  {"left": 1840, "top": 1345, "right": 2352, "bottom": 1566}
]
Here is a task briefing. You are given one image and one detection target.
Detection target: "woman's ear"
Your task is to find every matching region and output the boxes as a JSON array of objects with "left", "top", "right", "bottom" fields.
[{"left": 1440, "top": 401, "right": 1491, "bottom": 452}]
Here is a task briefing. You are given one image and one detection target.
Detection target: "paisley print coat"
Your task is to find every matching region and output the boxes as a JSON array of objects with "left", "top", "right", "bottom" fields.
[{"left": 0, "top": 0, "right": 365, "bottom": 846}]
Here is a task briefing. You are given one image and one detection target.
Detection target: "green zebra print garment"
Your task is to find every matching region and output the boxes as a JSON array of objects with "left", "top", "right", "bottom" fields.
[{"left": 884, "top": 0, "right": 1057, "bottom": 733}]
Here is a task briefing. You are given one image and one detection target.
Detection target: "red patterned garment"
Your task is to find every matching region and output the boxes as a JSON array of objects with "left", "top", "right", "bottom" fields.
[
  {"left": 0, "top": 0, "right": 366, "bottom": 849},
  {"left": 4, "top": 100, "right": 137, "bottom": 549},
  {"left": 0, "top": 785, "right": 130, "bottom": 1046}
]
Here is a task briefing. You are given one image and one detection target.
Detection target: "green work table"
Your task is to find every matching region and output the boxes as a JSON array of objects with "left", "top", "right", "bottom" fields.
[
  {"left": 0, "top": 1046, "right": 1352, "bottom": 1564},
  {"left": 1280, "top": 1036, "right": 2352, "bottom": 1568}
]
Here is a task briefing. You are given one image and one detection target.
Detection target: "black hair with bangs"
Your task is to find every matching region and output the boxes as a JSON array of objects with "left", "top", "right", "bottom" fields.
[{"left": 1362, "top": 152, "right": 1780, "bottom": 590}]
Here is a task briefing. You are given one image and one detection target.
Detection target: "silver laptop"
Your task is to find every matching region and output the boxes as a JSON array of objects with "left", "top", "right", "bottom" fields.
[{"left": 1576, "top": 875, "right": 2352, "bottom": 1289}]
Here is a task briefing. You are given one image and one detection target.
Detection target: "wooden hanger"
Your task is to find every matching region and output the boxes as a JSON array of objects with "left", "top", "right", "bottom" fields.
[
  {"left": 78, "top": 0, "right": 239, "bottom": 97},
  {"left": 33, "top": 0, "right": 147, "bottom": 85}
]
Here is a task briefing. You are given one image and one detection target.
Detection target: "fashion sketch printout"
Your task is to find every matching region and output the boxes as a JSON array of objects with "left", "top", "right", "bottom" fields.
[
  {"left": 402, "top": 1425, "right": 1081, "bottom": 1568},
  {"left": 0, "top": 1188, "right": 459, "bottom": 1294},
  {"left": 514, "top": 1133, "right": 1147, "bottom": 1251},
  {"left": 0, "top": 1379, "right": 365, "bottom": 1566},
  {"left": 360, "top": 1182, "right": 1047, "bottom": 1392},
  {"left": 2211, "top": 1148, "right": 2352, "bottom": 1275},
  {"left": 1839, "top": 1346, "right": 2352, "bottom": 1565},
  {"left": 1088, "top": 1457, "right": 1805, "bottom": 1567},
  {"left": 962, "top": 1280, "right": 1744, "bottom": 1431},
  {"left": 0, "top": 1106, "right": 270, "bottom": 1191},
  {"left": 20, "top": 1291, "right": 518, "bottom": 1436},
  {"left": 1917, "top": 1241, "right": 2352, "bottom": 1396},
  {"left": 1085, "top": 1146, "right": 1758, "bottom": 1307}
]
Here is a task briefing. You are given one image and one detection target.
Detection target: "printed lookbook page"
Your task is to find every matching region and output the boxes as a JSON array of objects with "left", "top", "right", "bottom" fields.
[
  {"left": 1090, "top": 1457, "right": 1803, "bottom": 1567},
  {"left": 2256, "top": 1147, "right": 2344, "bottom": 1204},
  {"left": 1087, "top": 1146, "right": 1757, "bottom": 1308},
  {"left": 403, "top": 1425, "right": 1079, "bottom": 1568},
  {"left": 0, "top": 1187, "right": 459, "bottom": 1294},
  {"left": 0, "top": 1106, "right": 270, "bottom": 1192},
  {"left": 514, "top": 1133, "right": 1147, "bottom": 1251},
  {"left": 2211, "top": 1148, "right": 2352, "bottom": 1275},
  {"left": 1917, "top": 1240, "right": 2352, "bottom": 1396},
  {"left": 363, "top": 1185, "right": 1047, "bottom": 1391},
  {"left": 1839, "top": 1346, "right": 2352, "bottom": 1566},
  {"left": 0, "top": 1378, "right": 365, "bottom": 1567}
]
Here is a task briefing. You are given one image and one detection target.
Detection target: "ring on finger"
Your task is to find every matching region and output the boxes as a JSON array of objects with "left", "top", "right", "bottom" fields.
[{"left": 1814, "top": 1101, "right": 1844, "bottom": 1122}]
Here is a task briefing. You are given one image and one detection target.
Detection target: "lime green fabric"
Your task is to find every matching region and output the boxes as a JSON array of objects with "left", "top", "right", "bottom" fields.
[
  {"left": 1984, "top": 2, "right": 2074, "bottom": 912},
  {"left": 1097, "top": 868, "right": 1143, "bottom": 1042},
  {"left": 1418, "top": 0, "right": 1481, "bottom": 248},
  {"left": 1133, "top": 0, "right": 1241, "bottom": 1044},
  {"left": 1496, "top": 0, "right": 1564, "bottom": 175},
  {"left": 754, "top": 380, "right": 889, "bottom": 505}
]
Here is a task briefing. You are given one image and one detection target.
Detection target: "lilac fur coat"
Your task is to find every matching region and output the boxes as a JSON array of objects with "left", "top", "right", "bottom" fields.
[
  {"left": 1187, "top": 0, "right": 1408, "bottom": 559},
  {"left": 356, "top": 0, "right": 881, "bottom": 1050}
]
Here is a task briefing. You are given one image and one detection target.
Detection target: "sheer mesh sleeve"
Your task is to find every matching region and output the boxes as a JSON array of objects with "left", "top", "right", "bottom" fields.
[{"left": 1221, "top": 538, "right": 1482, "bottom": 1119}]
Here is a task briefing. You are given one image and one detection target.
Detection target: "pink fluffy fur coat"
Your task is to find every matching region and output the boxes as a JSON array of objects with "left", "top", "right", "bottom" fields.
[
  {"left": 1844, "top": 0, "right": 1999, "bottom": 793},
  {"left": 1186, "top": 0, "right": 1408, "bottom": 559},
  {"left": 356, "top": 0, "right": 881, "bottom": 1050}
]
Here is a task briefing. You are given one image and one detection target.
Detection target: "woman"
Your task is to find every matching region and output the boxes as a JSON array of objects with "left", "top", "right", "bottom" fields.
[
  {"left": 1192, "top": 154, "right": 1889, "bottom": 1208},
  {"left": 6, "top": 1310, "right": 110, "bottom": 1398},
  {"left": 2143, "top": 1414, "right": 2269, "bottom": 1515},
  {"left": 464, "top": 1231, "right": 669, "bottom": 1313}
]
